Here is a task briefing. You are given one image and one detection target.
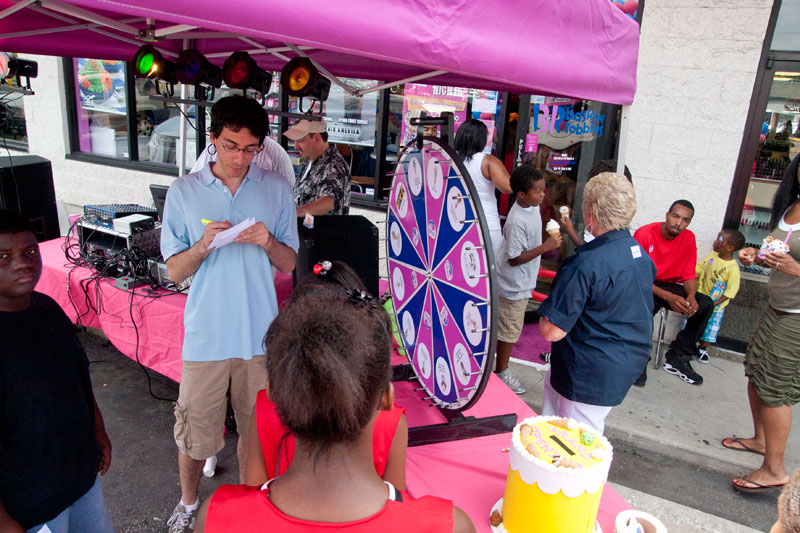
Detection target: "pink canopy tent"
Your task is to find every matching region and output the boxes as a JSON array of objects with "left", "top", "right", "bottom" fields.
[{"left": 0, "top": 0, "right": 639, "bottom": 105}]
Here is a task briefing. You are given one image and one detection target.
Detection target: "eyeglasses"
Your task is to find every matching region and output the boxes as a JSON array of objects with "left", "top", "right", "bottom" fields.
[{"left": 219, "top": 140, "right": 262, "bottom": 155}]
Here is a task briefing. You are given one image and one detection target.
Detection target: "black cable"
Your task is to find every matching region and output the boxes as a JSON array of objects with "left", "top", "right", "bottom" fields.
[
  {"left": 169, "top": 103, "right": 201, "bottom": 134},
  {"left": 127, "top": 285, "right": 176, "bottom": 403},
  {"left": 0, "top": 122, "right": 23, "bottom": 214},
  {"left": 61, "top": 222, "right": 181, "bottom": 402}
]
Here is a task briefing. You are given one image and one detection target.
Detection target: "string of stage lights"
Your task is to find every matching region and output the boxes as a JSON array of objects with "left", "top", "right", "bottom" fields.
[{"left": 132, "top": 46, "right": 331, "bottom": 104}]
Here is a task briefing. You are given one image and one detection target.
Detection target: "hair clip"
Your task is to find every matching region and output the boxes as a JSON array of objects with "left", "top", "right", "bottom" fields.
[
  {"left": 346, "top": 288, "right": 378, "bottom": 309},
  {"left": 313, "top": 260, "right": 332, "bottom": 276}
]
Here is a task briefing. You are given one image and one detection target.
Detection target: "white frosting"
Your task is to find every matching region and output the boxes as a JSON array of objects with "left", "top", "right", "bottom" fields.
[{"left": 508, "top": 416, "right": 613, "bottom": 498}]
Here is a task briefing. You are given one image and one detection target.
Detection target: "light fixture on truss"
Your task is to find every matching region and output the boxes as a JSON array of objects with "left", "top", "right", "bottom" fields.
[
  {"left": 132, "top": 45, "right": 179, "bottom": 85},
  {"left": 222, "top": 52, "right": 273, "bottom": 95},
  {"left": 175, "top": 49, "right": 223, "bottom": 89},
  {"left": 280, "top": 57, "right": 331, "bottom": 105},
  {"left": 0, "top": 52, "right": 38, "bottom": 90}
]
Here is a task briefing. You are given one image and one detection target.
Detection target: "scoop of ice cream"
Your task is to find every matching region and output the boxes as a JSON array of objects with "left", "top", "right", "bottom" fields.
[
  {"left": 758, "top": 235, "right": 791, "bottom": 259},
  {"left": 559, "top": 206, "right": 570, "bottom": 219},
  {"left": 545, "top": 219, "right": 560, "bottom": 234}
]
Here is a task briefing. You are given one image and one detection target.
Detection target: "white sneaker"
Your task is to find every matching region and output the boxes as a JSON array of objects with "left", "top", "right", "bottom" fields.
[
  {"left": 167, "top": 499, "right": 200, "bottom": 533},
  {"left": 697, "top": 349, "right": 710, "bottom": 364},
  {"left": 496, "top": 369, "right": 526, "bottom": 394}
]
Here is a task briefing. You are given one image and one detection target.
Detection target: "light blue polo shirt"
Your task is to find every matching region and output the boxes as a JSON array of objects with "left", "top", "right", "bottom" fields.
[{"left": 160, "top": 163, "right": 299, "bottom": 362}]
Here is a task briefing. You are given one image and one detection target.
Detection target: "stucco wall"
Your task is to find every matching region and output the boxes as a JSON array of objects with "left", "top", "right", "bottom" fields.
[{"left": 628, "top": 0, "right": 773, "bottom": 257}]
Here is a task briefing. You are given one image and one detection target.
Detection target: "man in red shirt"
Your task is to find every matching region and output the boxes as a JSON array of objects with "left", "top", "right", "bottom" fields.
[{"left": 633, "top": 200, "right": 713, "bottom": 386}]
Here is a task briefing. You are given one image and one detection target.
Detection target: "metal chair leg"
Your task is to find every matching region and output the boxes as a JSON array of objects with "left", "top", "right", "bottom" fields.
[{"left": 653, "top": 308, "right": 667, "bottom": 369}]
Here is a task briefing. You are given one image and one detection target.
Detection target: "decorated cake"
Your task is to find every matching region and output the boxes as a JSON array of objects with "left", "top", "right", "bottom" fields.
[{"left": 490, "top": 416, "right": 613, "bottom": 533}]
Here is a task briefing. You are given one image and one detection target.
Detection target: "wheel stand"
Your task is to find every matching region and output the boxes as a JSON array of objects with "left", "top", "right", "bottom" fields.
[{"left": 392, "top": 363, "right": 517, "bottom": 447}]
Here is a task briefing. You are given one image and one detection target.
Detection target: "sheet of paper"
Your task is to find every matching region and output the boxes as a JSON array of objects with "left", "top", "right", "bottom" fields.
[{"left": 207, "top": 217, "right": 255, "bottom": 250}]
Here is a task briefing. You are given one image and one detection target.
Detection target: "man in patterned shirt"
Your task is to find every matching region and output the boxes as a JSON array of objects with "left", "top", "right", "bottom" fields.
[{"left": 284, "top": 119, "right": 351, "bottom": 216}]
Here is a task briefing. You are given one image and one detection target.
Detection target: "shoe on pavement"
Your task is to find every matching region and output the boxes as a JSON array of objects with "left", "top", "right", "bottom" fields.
[
  {"left": 496, "top": 369, "right": 526, "bottom": 394},
  {"left": 167, "top": 499, "right": 201, "bottom": 533},
  {"left": 539, "top": 351, "right": 551, "bottom": 364},
  {"left": 697, "top": 349, "right": 710, "bottom": 364},
  {"left": 633, "top": 367, "right": 647, "bottom": 387},
  {"left": 663, "top": 357, "right": 703, "bottom": 385}
]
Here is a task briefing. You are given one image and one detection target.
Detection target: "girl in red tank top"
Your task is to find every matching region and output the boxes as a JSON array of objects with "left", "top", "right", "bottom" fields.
[
  {"left": 195, "top": 285, "right": 474, "bottom": 533},
  {"left": 244, "top": 261, "right": 409, "bottom": 489}
]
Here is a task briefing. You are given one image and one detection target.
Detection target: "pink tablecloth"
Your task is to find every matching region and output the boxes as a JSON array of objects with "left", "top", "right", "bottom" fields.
[
  {"left": 394, "top": 365, "right": 632, "bottom": 532},
  {"left": 35, "top": 238, "right": 294, "bottom": 382}
]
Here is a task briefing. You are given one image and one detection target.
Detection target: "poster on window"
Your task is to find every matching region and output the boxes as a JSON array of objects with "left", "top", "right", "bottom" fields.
[
  {"left": 76, "top": 58, "right": 127, "bottom": 115},
  {"left": 321, "top": 80, "right": 378, "bottom": 147},
  {"left": 470, "top": 89, "right": 499, "bottom": 154},
  {"left": 400, "top": 84, "right": 469, "bottom": 146}
]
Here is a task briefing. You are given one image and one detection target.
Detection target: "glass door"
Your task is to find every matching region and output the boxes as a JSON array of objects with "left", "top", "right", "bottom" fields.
[{"left": 737, "top": 65, "right": 800, "bottom": 280}]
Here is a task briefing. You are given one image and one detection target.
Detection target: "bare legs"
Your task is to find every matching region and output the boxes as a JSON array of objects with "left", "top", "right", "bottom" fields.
[
  {"left": 178, "top": 452, "right": 204, "bottom": 506},
  {"left": 731, "top": 381, "right": 792, "bottom": 489},
  {"left": 495, "top": 340, "right": 513, "bottom": 373}
]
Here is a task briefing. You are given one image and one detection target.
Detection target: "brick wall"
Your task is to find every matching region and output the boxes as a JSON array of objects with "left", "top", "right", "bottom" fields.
[{"left": 628, "top": 0, "right": 773, "bottom": 257}]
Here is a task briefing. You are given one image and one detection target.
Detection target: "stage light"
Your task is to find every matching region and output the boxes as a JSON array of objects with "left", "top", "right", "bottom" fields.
[
  {"left": 175, "top": 49, "right": 223, "bottom": 88},
  {"left": 280, "top": 57, "right": 330, "bottom": 102},
  {"left": 222, "top": 52, "right": 273, "bottom": 94},
  {"left": 132, "top": 45, "right": 178, "bottom": 85},
  {"left": 0, "top": 52, "right": 38, "bottom": 82}
]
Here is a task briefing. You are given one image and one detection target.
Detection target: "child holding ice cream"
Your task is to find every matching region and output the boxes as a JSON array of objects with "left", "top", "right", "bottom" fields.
[{"left": 494, "top": 165, "right": 562, "bottom": 394}]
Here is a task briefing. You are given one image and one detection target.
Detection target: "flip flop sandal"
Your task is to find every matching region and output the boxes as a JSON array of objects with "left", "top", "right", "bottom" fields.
[
  {"left": 732, "top": 477, "right": 786, "bottom": 494},
  {"left": 721, "top": 437, "right": 765, "bottom": 456}
]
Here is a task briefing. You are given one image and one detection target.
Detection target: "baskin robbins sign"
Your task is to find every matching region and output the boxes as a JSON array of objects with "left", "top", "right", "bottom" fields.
[{"left": 529, "top": 97, "right": 606, "bottom": 152}]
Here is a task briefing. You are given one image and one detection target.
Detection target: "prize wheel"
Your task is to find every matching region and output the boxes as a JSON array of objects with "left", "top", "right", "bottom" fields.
[{"left": 386, "top": 137, "right": 497, "bottom": 411}]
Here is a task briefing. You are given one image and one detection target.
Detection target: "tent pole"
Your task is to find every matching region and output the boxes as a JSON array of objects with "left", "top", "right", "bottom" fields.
[
  {"left": 355, "top": 71, "right": 448, "bottom": 96},
  {"left": 615, "top": 105, "right": 630, "bottom": 175},
  {"left": 0, "top": 0, "right": 37, "bottom": 22},
  {"left": 177, "top": 39, "right": 189, "bottom": 177},
  {"left": 285, "top": 43, "right": 358, "bottom": 96}
]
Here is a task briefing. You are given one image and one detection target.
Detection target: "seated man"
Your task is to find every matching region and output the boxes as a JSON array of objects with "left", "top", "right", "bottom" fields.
[
  {"left": 284, "top": 119, "right": 352, "bottom": 216},
  {"left": 633, "top": 200, "right": 714, "bottom": 386}
]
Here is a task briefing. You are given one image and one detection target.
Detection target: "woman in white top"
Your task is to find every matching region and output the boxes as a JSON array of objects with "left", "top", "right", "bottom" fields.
[{"left": 454, "top": 119, "right": 512, "bottom": 258}]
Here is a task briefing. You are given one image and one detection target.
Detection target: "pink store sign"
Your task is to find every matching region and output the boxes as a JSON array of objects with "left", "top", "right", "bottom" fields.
[{"left": 401, "top": 83, "right": 469, "bottom": 146}]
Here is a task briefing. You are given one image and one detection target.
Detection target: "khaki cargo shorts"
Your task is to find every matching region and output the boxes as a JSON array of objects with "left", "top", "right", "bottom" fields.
[
  {"left": 497, "top": 296, "right": 530, "bottom": 343},
  {"left": 174, "top": 355, "right": 267, "bottom": 460}
]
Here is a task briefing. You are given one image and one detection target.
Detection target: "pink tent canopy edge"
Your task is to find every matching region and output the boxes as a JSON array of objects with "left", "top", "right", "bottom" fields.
[{"left": 1, "top": 0, "right": 639, "bottom": 104}]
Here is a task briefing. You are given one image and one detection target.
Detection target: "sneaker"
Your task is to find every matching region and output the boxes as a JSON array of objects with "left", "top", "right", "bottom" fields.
[
  {"left": 167, "top": 499, "right": 201, "bottom": 533},
  {"left": 539, "top": 351, "right": 551, "bottom": 364},
  {"left": 663, "top": 357, "right": 703, "bottom": 385},
  {"left": 496, "top": 369, "right": 527, "bottom": 394},
  {"left": 697, "top": 349, "right": 710, "bottom": 364},
  {"left": 633, "top": 367, "right": 647, "bottom": 387}
]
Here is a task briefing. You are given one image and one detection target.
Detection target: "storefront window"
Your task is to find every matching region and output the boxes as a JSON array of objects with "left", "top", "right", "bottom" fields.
[
  {"left": 68, "top": 57, "right": 198, "bottom": 170},
  {"left": 0, "top": 86, "right": 27, "bottom": 149},
  {"left": 738, "top": 69, "right": 800, "bottom": 278},
  {"left": 772, "top": 0, "right": 800, "bottom": 52},
  {"left": 288, "top": 78, "right": 382, "bottom": 197},
  {"left": 516, "top": 96, "right": 617, "bottom": 269}
]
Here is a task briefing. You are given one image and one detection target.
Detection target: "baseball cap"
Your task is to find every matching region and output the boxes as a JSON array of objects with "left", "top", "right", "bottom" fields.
[{"left": 283, "top": 118, "right": 328, "bottom": 141}]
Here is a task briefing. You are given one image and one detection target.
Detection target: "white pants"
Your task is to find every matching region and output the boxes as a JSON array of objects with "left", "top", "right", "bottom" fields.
[{"left": 541, "top": 370, "right": 612, "bottom": 434}]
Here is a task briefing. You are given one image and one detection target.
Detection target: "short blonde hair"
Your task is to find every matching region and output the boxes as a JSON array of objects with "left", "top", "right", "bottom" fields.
[{"left": 583, "top": 172, "right": 636, "bottom": 230}]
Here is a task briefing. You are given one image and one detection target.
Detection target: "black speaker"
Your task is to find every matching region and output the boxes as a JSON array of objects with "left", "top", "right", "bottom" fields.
[
  {"left": 0, "top": 155, "right": 59, "bottom": 242},
  {"left": 294, "top": 215, "right": 379, "bottom": 297}
]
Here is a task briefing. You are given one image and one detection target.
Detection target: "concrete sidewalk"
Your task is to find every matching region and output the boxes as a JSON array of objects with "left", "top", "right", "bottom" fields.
[{"left": 512, "top": 346, "right": 800, "bottom": 478}]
